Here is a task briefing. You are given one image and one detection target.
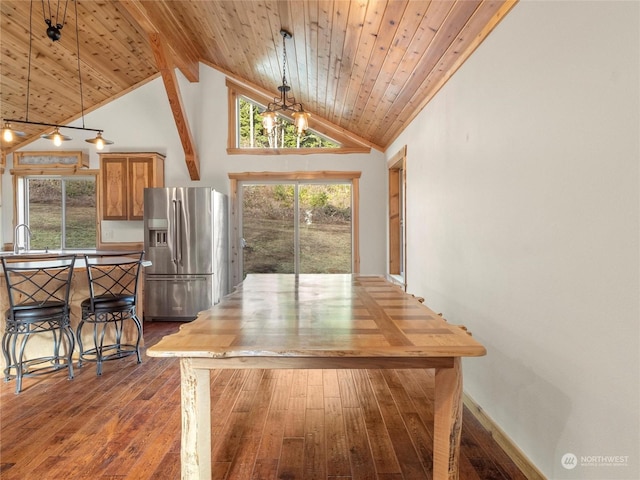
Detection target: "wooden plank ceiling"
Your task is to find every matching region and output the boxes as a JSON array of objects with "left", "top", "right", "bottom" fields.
[{"left": 1, "top": 0, "right": 516, "bottom": 156}]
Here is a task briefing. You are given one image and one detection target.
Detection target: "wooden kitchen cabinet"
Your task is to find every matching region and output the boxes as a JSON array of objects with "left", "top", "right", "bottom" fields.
[{"left": 100, "top": 153, "right": 165, "bottom": 220}]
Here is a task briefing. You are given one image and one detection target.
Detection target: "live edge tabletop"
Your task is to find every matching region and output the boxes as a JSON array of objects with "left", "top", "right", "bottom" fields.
[{"left": 147, "top": 274, "right": 486, "bottom": 480}]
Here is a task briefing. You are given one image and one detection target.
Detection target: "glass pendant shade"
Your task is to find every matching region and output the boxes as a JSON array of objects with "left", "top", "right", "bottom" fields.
[
  {"left": 293, "top": 111, "right": 310, "bottom": 134},
  {"left": 262, "top": 111, "right": 277, "bottom": 133}
]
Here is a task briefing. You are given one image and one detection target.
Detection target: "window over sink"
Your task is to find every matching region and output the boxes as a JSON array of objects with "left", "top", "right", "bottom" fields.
[{"left": 14, "top": 173, "right": 97, "bottom": 251}]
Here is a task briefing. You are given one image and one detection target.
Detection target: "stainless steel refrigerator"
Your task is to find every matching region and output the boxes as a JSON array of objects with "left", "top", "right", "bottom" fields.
[{"left": 143, "top": 187, "right": 229, "bottom": 321}]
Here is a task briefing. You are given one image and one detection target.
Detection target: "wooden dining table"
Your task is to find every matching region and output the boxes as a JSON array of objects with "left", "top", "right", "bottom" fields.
[{"left": 147, "top": 274, "right": 486, "bottom": 480}]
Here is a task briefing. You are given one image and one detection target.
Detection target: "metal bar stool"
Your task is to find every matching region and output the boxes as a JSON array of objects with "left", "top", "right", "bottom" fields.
[
  {"left": 1, "top": 254, "right": 76, "bottom": 394},
  {"left": 77, "top": 252, "right": 143, "bottom": 375}
]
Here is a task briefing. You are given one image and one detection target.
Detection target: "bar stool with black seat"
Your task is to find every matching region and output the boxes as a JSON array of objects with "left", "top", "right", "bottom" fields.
[
  {"left": 1, "top": 254, "right": 77, "bottom": 394},
  {"left": 77, "top": 252, "right": 144, "bottom": 375}
]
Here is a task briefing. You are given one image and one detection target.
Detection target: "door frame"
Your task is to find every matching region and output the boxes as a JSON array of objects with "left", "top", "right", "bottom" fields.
[
  {"left": 228, "top": 171, "right": 361, "bottom": 287},
  {"left": 388, "top": 146, "right": 407, "bottom": 289}
]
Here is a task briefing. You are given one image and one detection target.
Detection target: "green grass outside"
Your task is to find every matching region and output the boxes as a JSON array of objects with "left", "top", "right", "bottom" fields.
[
  {"left": 28, "top": 203, "right": 96, "bottom": 250},
  {"left": 243, "top": 219, "right": 351, "bottom": 276}
]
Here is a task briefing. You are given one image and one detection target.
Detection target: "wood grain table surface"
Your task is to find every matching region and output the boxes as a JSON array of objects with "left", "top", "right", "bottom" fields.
[{"left": 148, "top": 274, "right": 487, "bottom": 479}]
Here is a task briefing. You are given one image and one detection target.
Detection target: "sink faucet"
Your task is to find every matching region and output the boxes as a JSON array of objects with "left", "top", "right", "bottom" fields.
[{"left": 14, "top": 223, "right": 32, "bottom": 254}]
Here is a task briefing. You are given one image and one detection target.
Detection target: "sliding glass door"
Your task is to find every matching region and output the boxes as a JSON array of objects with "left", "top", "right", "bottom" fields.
[{"left": 241, "top": 182, "right": 352, "bottom": 277}]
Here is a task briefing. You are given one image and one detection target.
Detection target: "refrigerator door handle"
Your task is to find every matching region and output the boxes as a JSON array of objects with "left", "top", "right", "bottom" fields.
[
  {"left": 171, "top": 199, "right": 181, "bottom": 264},
  {"left": 175, "top": 199, "right": 182, "bottom": 264},
  {"left": 171, "top": 200, "right": 177, "bottom": 264}
]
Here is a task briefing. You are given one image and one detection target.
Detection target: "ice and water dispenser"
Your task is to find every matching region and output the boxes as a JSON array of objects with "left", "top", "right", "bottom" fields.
[{"left": 147, "top": 218, "right": 168, "bottom": 247}]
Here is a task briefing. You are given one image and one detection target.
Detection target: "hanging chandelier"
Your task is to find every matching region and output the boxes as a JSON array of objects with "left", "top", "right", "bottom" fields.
[
  {"left": 1, "top": 0, "right": 113, "bottom": 150},
  {"left": 262, "top": 29, "right": 310, "bottom": 138}
]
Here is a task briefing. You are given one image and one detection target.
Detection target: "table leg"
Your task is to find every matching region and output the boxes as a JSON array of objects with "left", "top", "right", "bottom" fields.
[
  {"left": 180, "top": 358, "right": 211, "bottom": 480},
  {"left": 434, "top": 357, "right": 463, "bottom": 480}
]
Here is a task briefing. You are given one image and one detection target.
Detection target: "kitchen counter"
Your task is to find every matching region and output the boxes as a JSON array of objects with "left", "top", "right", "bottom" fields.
[
  {"left": 0, "top": 252, "right": 147, "bottom": 372},
  {"left": 0, "top": 249, "right": 151, "bottom": 264},
  {"left": 1, "top": 249, "right": 103, "bottom": 256}
]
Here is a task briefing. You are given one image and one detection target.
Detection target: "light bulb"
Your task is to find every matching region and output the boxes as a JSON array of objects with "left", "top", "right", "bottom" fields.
[
  {"left": 96, "top": 137, "right": 104, "bottom": 150},
  {"left": 53, "top": 133, "right": 62, "bottom": 147},
  {"left": 2, "top": 127, "right": 13, "bottom": 142}
]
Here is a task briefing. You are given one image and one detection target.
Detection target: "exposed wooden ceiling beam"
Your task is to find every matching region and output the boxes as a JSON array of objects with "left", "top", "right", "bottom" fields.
[
  {"left": 117, "top": 0, "right": 200, "bottom": 83},
  {"left": 149, "top": 33, "right": 200, "bottom": 180},
  {"left": 118, "top": 0, "right": 200, "bottom": 179}
]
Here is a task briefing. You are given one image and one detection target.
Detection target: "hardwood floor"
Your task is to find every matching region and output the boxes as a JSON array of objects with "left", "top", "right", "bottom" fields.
[{"left": 0, "top": 321, "right": 527, "bottom": 480}]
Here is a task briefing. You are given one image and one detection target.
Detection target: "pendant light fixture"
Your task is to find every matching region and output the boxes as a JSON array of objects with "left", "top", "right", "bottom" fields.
[
  {"left": 2, "top": 122, "right": 25, "bottom": 143},
  {"left": 1, "top": 0, "right": 113, "bottom": 150},
  {"left": 41, "top": 127, "right": 72, "bottom": 146},
  {"left": 262, "top": 29, "right": 310, "bottom": 138}
]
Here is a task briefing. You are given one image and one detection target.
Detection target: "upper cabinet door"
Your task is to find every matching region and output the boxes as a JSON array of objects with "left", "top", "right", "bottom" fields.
[
  {"left": 101, "top": 157, "right": 128, "bottom": 220},
  {"left": 128, "top": 158, "right": 154, "bottom": 220},
  {"left": 100, "top": 153, "right": 165, "bottom": 221}
]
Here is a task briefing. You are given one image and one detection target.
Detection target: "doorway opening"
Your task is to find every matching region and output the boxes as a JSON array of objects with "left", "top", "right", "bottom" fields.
[{"left": 388, "top": 146, "right": 407, "bottom": 289}]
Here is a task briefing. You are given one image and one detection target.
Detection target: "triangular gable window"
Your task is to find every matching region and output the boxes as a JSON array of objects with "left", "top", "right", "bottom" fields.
[
  {"left": 226, "top": 79, "right": 371, "bottom": 155},
  {"left": 238, "top": 97, "right": 340, "bottom": 149}
]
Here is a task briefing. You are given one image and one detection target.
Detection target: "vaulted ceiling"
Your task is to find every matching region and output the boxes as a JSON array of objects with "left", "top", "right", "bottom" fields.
[{"left": 1, "top": 0, "right": 516, "bottom": 157}]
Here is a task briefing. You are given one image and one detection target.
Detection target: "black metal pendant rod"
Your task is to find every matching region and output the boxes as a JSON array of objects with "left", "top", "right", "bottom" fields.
[{"left": 3, "top": 118, "right": 103, "bottom": 133}]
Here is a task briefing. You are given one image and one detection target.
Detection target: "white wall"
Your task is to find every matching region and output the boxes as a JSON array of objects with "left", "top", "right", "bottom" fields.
[
  {"left": 387, "top": 1, "right": 639, "bottom": 478},
  {"left": 2, "top": 65, "right": 387, "bottom": 275}
]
